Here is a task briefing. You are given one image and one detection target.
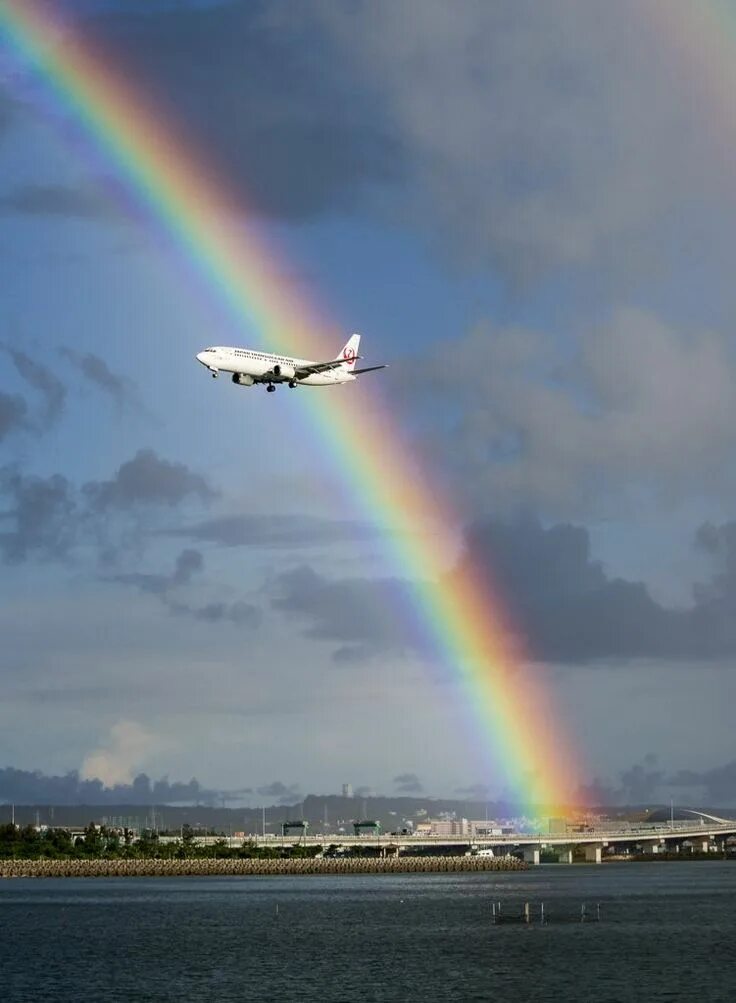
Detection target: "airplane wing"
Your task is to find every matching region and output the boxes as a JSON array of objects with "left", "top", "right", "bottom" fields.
[
  {"left": 294, "top": 358, "right": 361, "bottom": 377},
  {"left": 352, "top": 365, "right": 387, "bottom": 375}
]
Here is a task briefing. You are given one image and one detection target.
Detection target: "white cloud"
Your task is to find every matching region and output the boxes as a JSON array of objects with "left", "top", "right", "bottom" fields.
[{"left": 81, "top": 720, "right": 165, "bottom": 786}]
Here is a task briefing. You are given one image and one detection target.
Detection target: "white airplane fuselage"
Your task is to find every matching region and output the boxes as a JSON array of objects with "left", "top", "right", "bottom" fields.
[
  {"left": 195, "top": 332, "right": 388, "bottom": 393},
  {"left": 196, "top": 346, "right": 355, "bottom": 387}
]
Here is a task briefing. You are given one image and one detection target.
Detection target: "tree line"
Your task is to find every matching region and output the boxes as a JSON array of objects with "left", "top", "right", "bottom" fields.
[{"left": 0, "top": 823, "right": 321, "bottom": 860}]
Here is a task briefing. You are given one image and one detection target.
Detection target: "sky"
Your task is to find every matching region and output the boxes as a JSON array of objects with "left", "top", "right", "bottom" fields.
[{"left": 2, "top": 0, "right": 736, "bottom": 807}]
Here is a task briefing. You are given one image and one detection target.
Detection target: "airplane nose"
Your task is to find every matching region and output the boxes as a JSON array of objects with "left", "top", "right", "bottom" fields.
[{"left": 196, "top": 352, "right": 206, "bottom": 365}]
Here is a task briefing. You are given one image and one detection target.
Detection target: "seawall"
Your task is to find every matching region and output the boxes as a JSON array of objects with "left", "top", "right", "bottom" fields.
[{"left": 0, "top": 855, "right": 527, "bottom": 878}]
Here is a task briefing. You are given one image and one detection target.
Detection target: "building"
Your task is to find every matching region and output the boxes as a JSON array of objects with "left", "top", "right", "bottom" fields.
[
  {"left": 414, "top": 819, "right": 506, "bottom": 838},
  {"left": 341, "top": 784, "right": 353, "bottom": 798}
]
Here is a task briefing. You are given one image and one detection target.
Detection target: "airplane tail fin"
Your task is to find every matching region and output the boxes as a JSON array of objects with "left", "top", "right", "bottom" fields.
[{"left": 337, "top": 333, "right": 360, "bottom": 370}]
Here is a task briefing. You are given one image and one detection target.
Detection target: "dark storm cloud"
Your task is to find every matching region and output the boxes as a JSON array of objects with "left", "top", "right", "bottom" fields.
[
  {"left": 452, "top": 519, "right": 679, "bottom": 663},
  {"left": 0, "top": 183, "right": 119, "bottom": 220},
  {"left": 59, "top": 347, "right": 143, "bottom": 411},
  {"left": 669, "top": 761, "right": 736, "bottom": 807},
  {"left": 6, "top": 347, "right": 66, "bottom": 426},
  {"left": 0, "top": 391, "right": 27, "bottom": 441},
  {"left": 578, "top": 754, "right": 736, "bottom": 808},
  {"left": 168, "top": 513, "right": 376, "bottom": 549},
  {"left": 83, "top": 448, "right": 216, "bottom": 510},
  {"left": 269, "top": 517, "right": 736, "bottom": 665},
  {"left": 393, "top": 773, "right": 423, "bottom": 794},
  {"left": 73, "top": 0, "right": 399, "bottom": 220},
  {"left": 0, "top": 466, "right": 77, "bottom": 564}
]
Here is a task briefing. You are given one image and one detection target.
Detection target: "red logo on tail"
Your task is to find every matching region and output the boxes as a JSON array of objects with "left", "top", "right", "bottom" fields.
[{"left": 343, "top": 348, "right": 356, "bottom": 364}]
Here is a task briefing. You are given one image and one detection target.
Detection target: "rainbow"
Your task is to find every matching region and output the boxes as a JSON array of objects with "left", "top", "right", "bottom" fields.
[{"left": 1, "top": 0, "right": 578, "bottom": 811}]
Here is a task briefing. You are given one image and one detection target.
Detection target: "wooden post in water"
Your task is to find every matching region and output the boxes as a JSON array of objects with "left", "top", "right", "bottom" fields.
[
  {"left": 581, "top": 903, "right": 587, "bottom": 923},
  {"left": 524, "top": 902, "right": 530, "bottom": 924},
  {"left": 540, "top": 902, "right": 545, "bottom": 925}
]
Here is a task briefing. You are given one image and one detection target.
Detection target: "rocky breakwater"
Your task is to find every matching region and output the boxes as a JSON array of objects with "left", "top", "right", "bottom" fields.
[{"left": 1, "top": 855, "right": 528, "bottom": 878}]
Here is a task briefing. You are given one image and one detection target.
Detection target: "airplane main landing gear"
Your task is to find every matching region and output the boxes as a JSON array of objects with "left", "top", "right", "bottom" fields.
[
  {"left": 289, "top": 380, "right": 296, "bottom": 389},
  {"left": 266, "top": 384, "right": 276, "bottom": 393}
]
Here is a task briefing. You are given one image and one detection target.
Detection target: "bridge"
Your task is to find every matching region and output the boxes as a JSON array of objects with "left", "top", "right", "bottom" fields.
[{"left": 236, "top": 816, "right": 736, "bottom": 865}]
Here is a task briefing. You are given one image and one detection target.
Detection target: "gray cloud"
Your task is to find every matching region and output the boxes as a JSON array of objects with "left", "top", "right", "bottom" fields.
[
  {"left": 267, "top": 516, "right": 736, "bottom": 665},
  {"left": 670, "top": 761, "right": 736, "bottom": 807},
  {"left": 109, "top": 547, "right": 259, "bottom": 628},
  {"left": 316, "top": 0, "right": 724, "bottom": 280},
  {"left": 579, "top": 753, "right": 736, "bottom": 809},
  {"left": 110, "top": 548, "right": 204, "bottom": 596},
  {"left": 393, "top": 772, "right": 423, "bottom": 794},
  {"left": 618, "top": 755, "right": 664, "bottom": 805},
  {"left": 168, "top": 513, "right": 377, "bottom": 549},
  {"left": 256, "top": 780, "right": 301, "bottom": 805},
  {"left": 0, "top": 391, "right": 27, "bottom": 441},
  {"left": 0, "top": 183, "right": 120, "bottom": 221},
  {"left": 270, "top": 565, "right": 422, "bottom": 663},
  {"left": 0, "top": 449, "right": 211, "bottom": 568},
  {"left": 0, "top": 447, "right": 255, "bottom": 627},
  {"left": 6, "top": 347, "right": 66, "bottom": 426},
  {"left": 169, "top": 598, "right": 261, "bottom": 628},
  {"left": 59, "top": 347, "right": 143, "bottom": 412},
  {"left": 407, "top": 312, "right": 736, "bottom": 517},
  {"left": 455, "top": 783, "right": 491, "bottom": 799},
  {"left": 83, "top": 448, "right": 215, "bottom": 511},
  {"left": 0, "top": 466, "right": 77, "bottom": 564}
]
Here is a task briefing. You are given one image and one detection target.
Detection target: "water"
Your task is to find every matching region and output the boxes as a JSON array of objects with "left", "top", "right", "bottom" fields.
[{"left": 1, "top": 862, "right": 734, "bottom": 1001}]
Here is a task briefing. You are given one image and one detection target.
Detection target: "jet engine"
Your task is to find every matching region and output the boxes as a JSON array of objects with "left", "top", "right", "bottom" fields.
[
  {"left": 272, "top": 363, "right": 296, "bottom": 381},
  {"left": 232, "top": 373, "right": 255, "bottom": 386}
]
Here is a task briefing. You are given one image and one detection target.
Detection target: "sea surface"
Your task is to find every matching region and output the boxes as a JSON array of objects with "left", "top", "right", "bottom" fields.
[{"left": 1, "top": 861, "right": 734, "bottom": 1002}]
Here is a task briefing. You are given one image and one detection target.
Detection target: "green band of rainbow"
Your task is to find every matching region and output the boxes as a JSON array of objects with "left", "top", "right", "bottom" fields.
[{"left": 2, "top": 0, "right": 580, "bottom": 811}]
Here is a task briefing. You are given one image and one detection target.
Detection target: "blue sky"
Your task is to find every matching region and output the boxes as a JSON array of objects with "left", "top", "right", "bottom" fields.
[{"left": 3, "top": 0, "right": 736, "bottom": 807}]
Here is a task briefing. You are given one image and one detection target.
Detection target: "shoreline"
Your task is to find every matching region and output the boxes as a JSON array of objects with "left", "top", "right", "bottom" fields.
[{"left": 0, "top": 855, "right": 528, "bottom": 879}]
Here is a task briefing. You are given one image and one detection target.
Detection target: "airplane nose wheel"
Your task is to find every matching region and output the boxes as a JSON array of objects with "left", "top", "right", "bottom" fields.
[
  {"left": 266, "top": 384, "right": 276, "bottom": 393},
  {"left": 289, "top": 381, "right": 296, "bottom": 389}
]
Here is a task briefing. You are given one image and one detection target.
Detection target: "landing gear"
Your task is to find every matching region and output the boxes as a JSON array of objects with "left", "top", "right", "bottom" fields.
[
  {"left": 289, "top": 380, "right": 297, "bottom": 389},
  {"left": 266, "top": 384, "right": 276, "bottom": 393},
  {"left": 210, "top": 370, "right": 218, "bottom": 378}
]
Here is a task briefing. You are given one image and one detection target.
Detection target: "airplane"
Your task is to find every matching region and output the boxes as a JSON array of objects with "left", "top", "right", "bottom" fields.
[{"left": 195, "top": 334, "right": 385, "bottom": 393}]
